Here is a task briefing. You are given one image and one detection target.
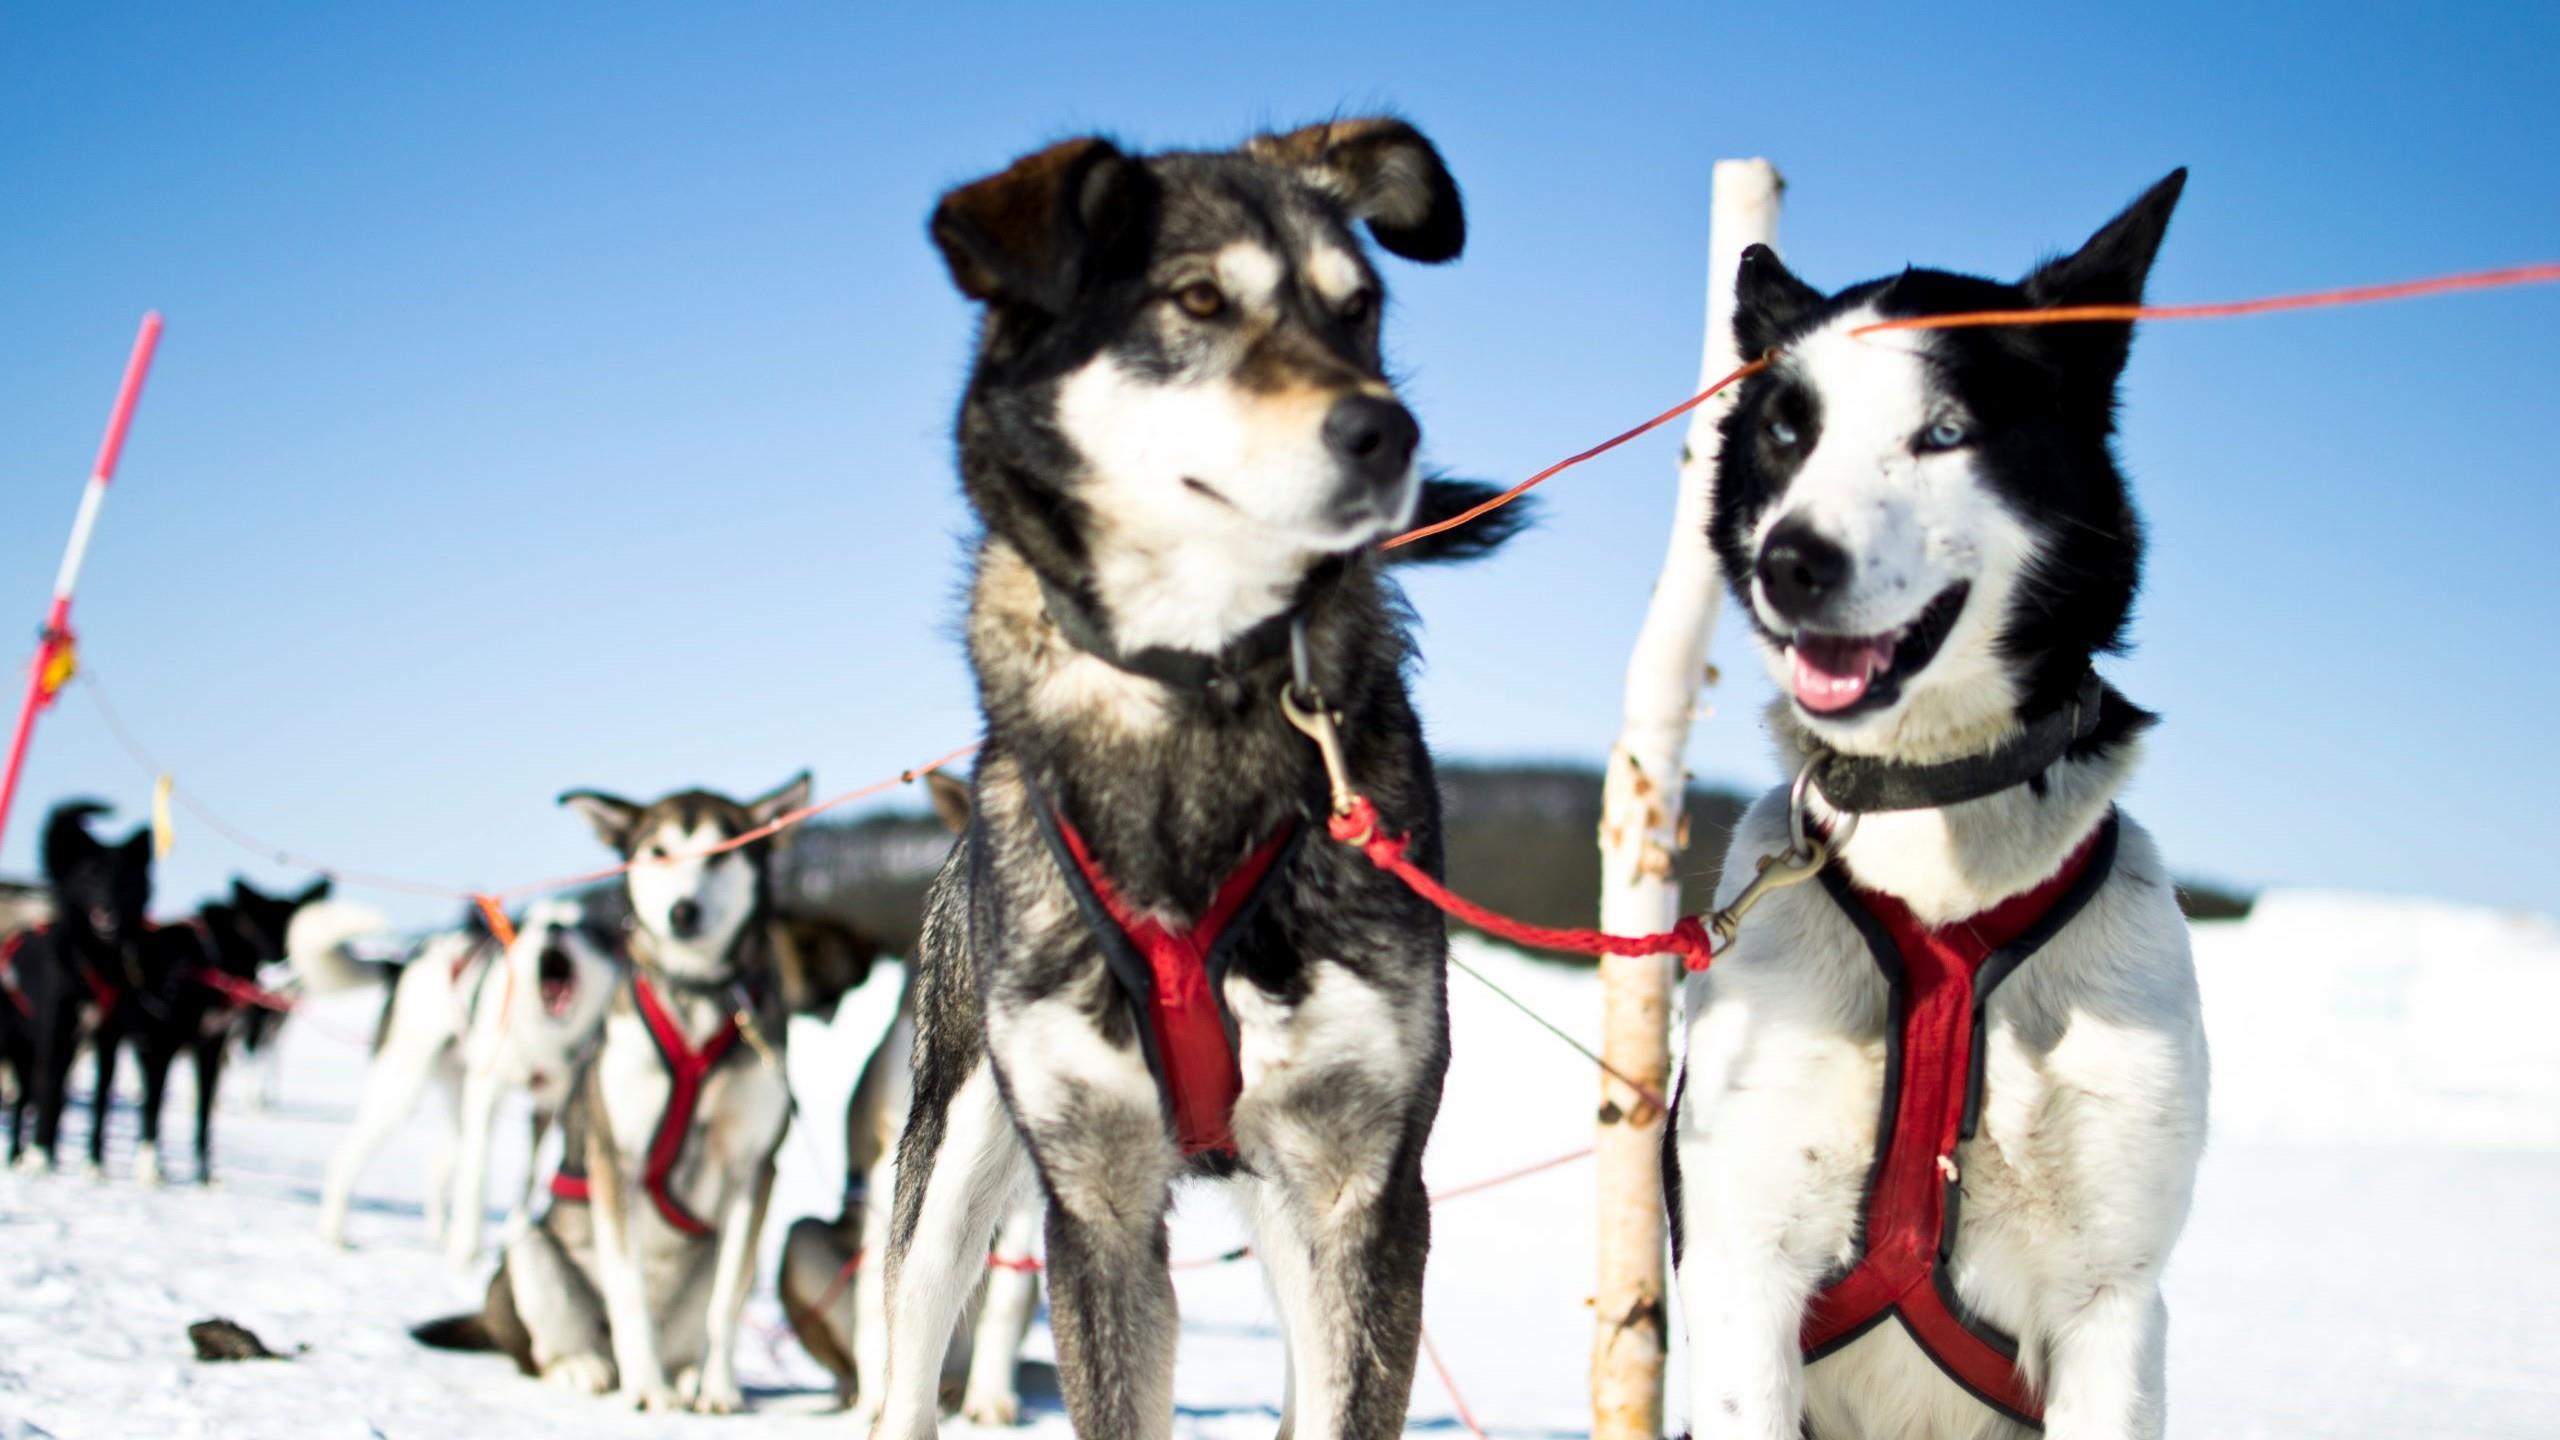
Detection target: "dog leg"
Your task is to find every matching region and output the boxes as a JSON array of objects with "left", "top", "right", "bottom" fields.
[
  {"left": 849, "top": 1173, "right": 893, "bottom": 1424},
  {"left": 505, "top": 1222, "right": 615, "bottom": 1393},
  {"left": 190, "top": 1029, "right": 226, "bottom": 1185},
  {"left": 960, "top": 1195, "right": 1040, "bottom": 1426},
  {"left": 691, "top": 1160, "right": 775, "bottom": 1414},
  {"left": 86, "top": 1022, "right": 117, "bottom": 1175},
  {"left": 510, "top": 1106, "right": 554, "bottom": 1236},
  {"left": 445, "top": 1059, "right": 506, "bottom": 1271},
  {"left": 584, "top": 1104, "right": 678, "bottom": 1411},
  {"left": 872, "top": 1059, "right": 1030, "bottom": 1440},
  {"left": 1229, "top": 960, "right": 1441, "bottom": 1440},
  {"left": 2041, "top": 1281, "right": 2169, "bottom": 1439},
  {"left": 135, "top": 1036, "right": 174, "bottom": 1187},
  {"left": 995, "top": 991, "right": 1181, "bottom": 1440},
  {"left": 1666, "top": 1083, "right": 1822, "bottom": 1440},
  {"left": 318, "top": 1040, "right": 442, "bottom": 1246}
]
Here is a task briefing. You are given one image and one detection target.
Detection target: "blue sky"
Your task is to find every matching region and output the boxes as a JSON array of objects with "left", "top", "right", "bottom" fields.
[{"left": 2, "top": 2, "right": 2554, "bottom": 925}]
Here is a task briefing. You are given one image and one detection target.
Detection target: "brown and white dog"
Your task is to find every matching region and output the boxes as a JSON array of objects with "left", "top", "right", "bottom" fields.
[{"left": 415, "top": 774, "right": 837, "bottom": 1415}]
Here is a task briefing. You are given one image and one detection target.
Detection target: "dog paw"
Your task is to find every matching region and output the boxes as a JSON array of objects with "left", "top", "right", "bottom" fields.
[
  {"left": 543, "top": 1354, "right": 615, "bottom": 1395},
  {"left": 691, "top": 1376, "right": 746, "bottom": 1415},
  {"left": 134, "top": 1145, "right": 163, "bottom": 1188},
  {"left": 83, "top": 1160, "right": 105, "bottom": 1182},
  {"left": 961, "top": 1389, "right": 1022, "bottom": 1426},
  {"left": 14, "top": 1149, "right": 51, "bottom": 1175},
  {"left": 629, "top": 1383, "right": 683, "bottom": 1413}
]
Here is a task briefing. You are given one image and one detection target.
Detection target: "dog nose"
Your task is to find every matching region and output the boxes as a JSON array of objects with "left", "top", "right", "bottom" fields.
[
  {"left": 1322, "top": 396, "right": 1419, "bottom": 489},
  {"left": 1756, "top": 517, "right": 1853, "bottom": 623},
  {"left": 667, "top": 899, "right": 702, "bottom": 939}
]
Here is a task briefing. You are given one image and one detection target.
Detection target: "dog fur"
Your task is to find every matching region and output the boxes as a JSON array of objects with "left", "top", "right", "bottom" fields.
[
  {"left": 1667, "top": 172, "right": 2209, "bottom": 1439},
  {"left": 870, "top": 117, "right": 1519, "bottom": 1440}
]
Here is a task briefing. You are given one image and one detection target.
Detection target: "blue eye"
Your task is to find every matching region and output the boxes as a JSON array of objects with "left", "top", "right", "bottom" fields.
[
  {"left": 1921, "top": 419, "right": 1969, "bottom": 452},
  {"left": 1768, "top": 418, "right": 1800, "bottom": 447}
]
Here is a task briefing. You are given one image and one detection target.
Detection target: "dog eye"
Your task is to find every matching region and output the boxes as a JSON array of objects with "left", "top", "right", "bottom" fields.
[
  {"left": 1767, "top": 418, "right": 1800, "bottom": 448},
  {"left": 1920, "top": 419, "right": 1969, "bottom": 452},
  {"left": 1339, "top": 289, "right": 1375, "bottom": 324},
  {"left": 1173, "top": 281, "right": 1228, "bottom": 319}
]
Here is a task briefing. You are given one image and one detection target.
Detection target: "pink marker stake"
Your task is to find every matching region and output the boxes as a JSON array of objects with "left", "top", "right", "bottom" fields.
[{"left": 0, "top": 313, "right": 164, "bottom": 850}]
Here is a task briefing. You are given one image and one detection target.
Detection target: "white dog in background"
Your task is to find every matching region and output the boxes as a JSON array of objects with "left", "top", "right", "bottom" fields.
[{"left": 311, "top": 898, "right": 617, "bottom": 1259}]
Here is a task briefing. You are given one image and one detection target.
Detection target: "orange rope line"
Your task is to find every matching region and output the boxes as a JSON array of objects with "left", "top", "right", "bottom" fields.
[
  {"left": 1420, "top": 1326, "right": 1491, "bottom": 1440},
  {"left": 1382, "top": 356, "right": 1772, "bottom": 550},
  {"left": 1850, "top": 260, "right": 2560, "bottom": 336}
]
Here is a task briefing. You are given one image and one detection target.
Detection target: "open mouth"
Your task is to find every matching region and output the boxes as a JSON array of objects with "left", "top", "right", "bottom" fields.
[
  {"left": 537, "top": 948, "right": 577, "bottom": 1019},
  {"left": 1786, "top": 583, "right": 1969, "bottom": 717}
]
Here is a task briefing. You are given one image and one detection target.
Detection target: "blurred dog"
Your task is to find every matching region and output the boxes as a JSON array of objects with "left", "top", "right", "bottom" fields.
[
  {"left": 117, "top": 876, "right": 334, "bottom": 1183},
  {"left": 1667, "top": 174, "right": 2208, "bottom": 1438},
  {"left": 415, "top": 774, "right": 814, "bottom": 1415},
  {"left": 315, "top": 899, "right": 615, "bottom": 1254},
  {"left": 3, "top": 801, "right": 153, "bottom": 1174}
]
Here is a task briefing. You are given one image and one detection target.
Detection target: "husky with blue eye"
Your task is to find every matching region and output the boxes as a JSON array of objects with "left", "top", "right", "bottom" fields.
[{"left": 1667, "top": 172, "right": 2209, "bottom": 1440}]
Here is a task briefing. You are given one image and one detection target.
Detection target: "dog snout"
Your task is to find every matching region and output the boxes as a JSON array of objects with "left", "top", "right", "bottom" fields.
[
  {"left": 1757, "top": 516, "right": 1854, "bottom": 625},
  {"left": 667, "top": 898, "right": 703, "bottom": 939},
  {"left": 1322, "top": 395, "right": 1419, "bottom": 492}
]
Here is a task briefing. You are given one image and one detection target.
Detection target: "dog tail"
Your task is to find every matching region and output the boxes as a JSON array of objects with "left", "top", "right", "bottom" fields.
[
  {"left": 410, "top": 1312, "right": 499, "bottom": 1352},
  {"left": 1385, "top": 476, "right": 1535, "bottom": 566},
  {"left": 284, "top": 899, "right": 394, "bottom": 993}
]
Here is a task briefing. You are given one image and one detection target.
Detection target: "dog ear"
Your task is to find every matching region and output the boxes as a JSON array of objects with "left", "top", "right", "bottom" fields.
[
  {"left": 1248, "top": 117, "right": 1465, "bottom": 263},
  {"left": 120, "top": 824, "right": 154, "bottom": 860},
  {"left": 924, "top": 770, "right": 971, "bottom": 836},
  {"left": 298, "top": 876, "right": 333, "bottom": 907},
  {"left": 558, "top": 789, "right": 643, "bottom": 854},
  {"left": 747, "top": 770, "right": 813, "bottom": 833},
  {"left": 1733, "top": 244, "right": 1823, "bottom": 360},
  {"left": 2021, "top": 168, "right": 2187, "bottom": 383},
  {"left": 931, "top": 137, "right": 1145, "bottom": 312}
]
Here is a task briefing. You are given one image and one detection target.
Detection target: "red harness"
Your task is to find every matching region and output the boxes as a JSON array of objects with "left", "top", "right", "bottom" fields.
[
  {"left": 1800, "top": 814, "right": 2119, "bottom": 1430},
  {"left": 1035, "top": 798, "right": 1296, "bottom": 1160},
  {"left": 548, "top": 971, "right": 739, "bottom": 1235}
]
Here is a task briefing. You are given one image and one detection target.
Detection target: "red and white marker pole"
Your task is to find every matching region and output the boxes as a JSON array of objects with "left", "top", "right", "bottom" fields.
[{"left": 0, "top": 312, "right": 164, "bottom": 851}]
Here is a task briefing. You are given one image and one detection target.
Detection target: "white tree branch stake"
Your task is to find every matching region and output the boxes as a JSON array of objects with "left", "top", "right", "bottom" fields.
[{"left": 1590, "top": 159, "right": 1782, "bottom": 1440}]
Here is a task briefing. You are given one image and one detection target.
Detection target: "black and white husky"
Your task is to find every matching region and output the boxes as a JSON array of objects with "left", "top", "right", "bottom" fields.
[
  {"left": 870, "top": 119, "right": 1518, "bottom": 1440},
  {"left": 1667, "top": 173, "right": 2209, "bottom": 1439}
]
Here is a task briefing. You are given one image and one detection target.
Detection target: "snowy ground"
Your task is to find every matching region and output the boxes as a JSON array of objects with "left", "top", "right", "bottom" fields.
[{"left": 4, "top": 894, "right": 2557, "bottom": 1438}]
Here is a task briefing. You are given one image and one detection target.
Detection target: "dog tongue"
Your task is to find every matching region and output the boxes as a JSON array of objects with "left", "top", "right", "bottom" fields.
[{"left": 1792, "top": 633, "right": 1896, "bottom": 713}]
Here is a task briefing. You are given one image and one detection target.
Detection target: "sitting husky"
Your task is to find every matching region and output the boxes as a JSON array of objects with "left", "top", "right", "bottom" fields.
[
  {"left": 868, "top": 119, "right": 1520, "bottom": 1440},
  {"left": 316, "top": 897, "right": 617, "bottom": 1254},
  {"left": 415, "top": 774, "right": 810, "bottom": 1414},
  {"left": 777, "top": 771, "right": 1042, "bottom": 1425},
  {"left": 1667, "top": 173, "right": 2208, "bottom": 1438}
]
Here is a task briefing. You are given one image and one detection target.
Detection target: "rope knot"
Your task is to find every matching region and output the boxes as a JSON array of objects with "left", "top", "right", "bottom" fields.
[{"left": 1670, "top": 915, "right": 1717, "bottom": 972}]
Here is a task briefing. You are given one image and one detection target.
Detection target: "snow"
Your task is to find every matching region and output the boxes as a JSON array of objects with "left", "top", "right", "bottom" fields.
[{"left": 4, "top": 890, "right": 2557, "bottom": 1437}]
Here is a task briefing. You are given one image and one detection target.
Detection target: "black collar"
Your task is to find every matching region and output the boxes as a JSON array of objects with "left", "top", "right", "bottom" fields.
[
  {"left": 1805, "top": 670, "right": 2109, "bottom": 814},
  {"left": 1036, "top": 567, "right": 1336, "bottom": 709}
]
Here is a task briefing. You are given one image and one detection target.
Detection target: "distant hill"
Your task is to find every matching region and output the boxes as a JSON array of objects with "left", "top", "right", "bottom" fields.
[{"left": 749, "top": 762, "right": 2253, "bottom": 958}]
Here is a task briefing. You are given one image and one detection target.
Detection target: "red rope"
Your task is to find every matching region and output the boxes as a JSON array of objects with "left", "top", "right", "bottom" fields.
[
  {"left": 1330, "top": 798, "right": 1718, "bottom": 972},
  {"left": 181, "top": 965, "right": 294, "bottom": 1013}
]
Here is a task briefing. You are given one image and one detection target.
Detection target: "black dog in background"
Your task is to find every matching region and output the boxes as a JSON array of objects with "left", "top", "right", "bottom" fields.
[
  {"left": 3, "top": 800, "right": 153, "bottom": 1173},
  {"left": 130, "top": 876, "right": 332, "bottom": 1183},
  {"left": 0, "top": 798, "right": 329, "bottom": 1180}
]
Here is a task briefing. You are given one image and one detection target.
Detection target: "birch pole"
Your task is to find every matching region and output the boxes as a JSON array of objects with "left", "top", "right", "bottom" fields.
[{"left": 1591, "top": 160, "right": 1782, "bottom": 1439}]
